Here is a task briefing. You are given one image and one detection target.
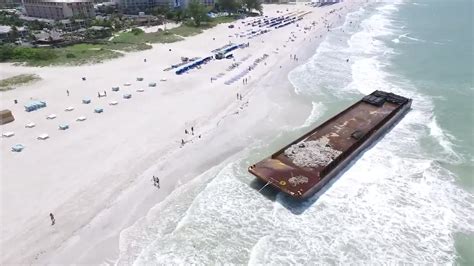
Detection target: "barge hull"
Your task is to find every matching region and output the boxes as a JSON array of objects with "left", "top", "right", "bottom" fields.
[{"left": 248, "top": 91, "right": 412, "bottom": 199}]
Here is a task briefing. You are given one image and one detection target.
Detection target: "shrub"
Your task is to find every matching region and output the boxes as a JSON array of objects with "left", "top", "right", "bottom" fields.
[
  {"left": 0, "top": 45, "right": 14, "bottom": 61},
  {"left": 9, "top": 47, "right": 57, "bottom": 61},
  {"left": 130, "top": 28, "right": 144, "bottom": 35}
]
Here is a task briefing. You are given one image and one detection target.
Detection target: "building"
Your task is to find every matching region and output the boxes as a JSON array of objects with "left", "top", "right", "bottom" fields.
[
  {"left": 0, "top": 25, "right": 28, "bottom": 43},
  {"left": 94, "top": 1, "right": 118, "bottom": 14},
  {"left": 23, "top": 0, "right": 95, "bottom": 20},
  {"left": 33, "top": 29, "right": 63, "bottom": 43}
]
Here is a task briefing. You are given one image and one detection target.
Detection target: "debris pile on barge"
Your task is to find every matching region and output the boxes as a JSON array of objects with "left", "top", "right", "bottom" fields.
[
  {"left": 249, "top": 90, "right": 412, "bottom": 199},
  {"left": 284, "top": 136, "right": 342, "bottom": 168}
]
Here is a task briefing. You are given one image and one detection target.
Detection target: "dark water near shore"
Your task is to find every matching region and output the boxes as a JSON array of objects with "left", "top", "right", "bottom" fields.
[{"left": 116, "top": 1, "right": 473, "bottom": 264}]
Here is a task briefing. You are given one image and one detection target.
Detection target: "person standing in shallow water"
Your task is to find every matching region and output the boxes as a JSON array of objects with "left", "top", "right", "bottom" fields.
[{"left": 50, "top": 213, "right": 55, "bottom": 226}]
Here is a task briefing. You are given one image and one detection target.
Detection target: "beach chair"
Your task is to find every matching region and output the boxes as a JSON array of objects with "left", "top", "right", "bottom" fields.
[
  {"left": 124, "top": 83, "right": 131, "bottom": 86},
  {"left": 46, "top": 114, "right": 57, "bottom": 120},
  {"left": 82, "top": 99, "right": 91, "bottom": 104},
  {"left": 137, "top": 88, "right": 145, "bottom": 92},
  {"left": 65, "top": 106, "right": 75, "bottom": 112},
  {"left": 37, "top": 133, "right": 49, "bottom": 140},
  {"left": 109, "top": 101, "right": 118, "bottom": 106},
  {"left": 148, "top": 82, "right": 156, "bottom": 87},
  {"left": 136, "top": 77, "right": 144, "bottom": 81},
  {"left": 2, "top": 131, "right": 14, "bottom": 137},
  {"left": 12, "top": 144, "right": 24, "bottom": 152},
  {"left": 76, "top": 116, "right": 87, "bottom": 121},
  {"left": 25, "top": 122, "right": 36, "bottom": 128},
  {"left": 24, "top": 100, "right": 47, "bottom": 112},
  {"left": 123, "top": 94, "right": 132, "bottom": 99},
  {"left": 112, "top": 86, "right": 120, "bottom": 92},
  {"left": 59, "top": 124, "right": 69, "bottom": 130},
  {"left": 160, "top": 78, "right": 167, "bottom": 82},
  {"left": 94, "top": 108, "right": 104, "bottom": 113}
]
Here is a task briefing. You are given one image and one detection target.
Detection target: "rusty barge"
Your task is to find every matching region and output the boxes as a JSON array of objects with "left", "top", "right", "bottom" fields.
[{"left": 248, "top": 91, "right": 412, "bottom": 199}]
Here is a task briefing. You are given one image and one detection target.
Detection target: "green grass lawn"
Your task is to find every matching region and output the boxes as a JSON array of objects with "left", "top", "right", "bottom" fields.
[
  {"left": 25, "top": 44, "right": 123, "bottom": 66},
  {"left": 168, "top": 24, "right": 204, "bottom": 37},
  {"left": 0, "top": 74, "right": 41, "bottom": 91},
  {"left": 111, "top": 30, "right": 183, "bottom": 45},
  {"left": 209, "top": 15, "right": 239, "bottom": 26},
  {"left": 169, "top": 16, "right": 239, "bottom": 37}
]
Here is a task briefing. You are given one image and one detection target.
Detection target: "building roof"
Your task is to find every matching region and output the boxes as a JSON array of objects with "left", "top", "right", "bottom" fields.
[
  {"left": 89, "top": 26, "right": 110, "bottom": 30},
  {"left": 34, "top": 30, "right": 63, "bottom": 41},
  {"left": 0, "top": 25, "right": 11, "bottom": 34},
  {"left": 0, "top": 25, "right": 27, "bottom": 33}
]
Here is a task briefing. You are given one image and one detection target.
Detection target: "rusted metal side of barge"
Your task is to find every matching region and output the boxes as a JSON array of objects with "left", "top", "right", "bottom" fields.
[{"left": 248, "top": 91, "right": 412, "bottom": 199}]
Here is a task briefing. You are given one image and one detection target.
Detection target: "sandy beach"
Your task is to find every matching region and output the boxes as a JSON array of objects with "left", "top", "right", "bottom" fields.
[{"left": 0, "top": 2, "right": 360, "bottom": 263}]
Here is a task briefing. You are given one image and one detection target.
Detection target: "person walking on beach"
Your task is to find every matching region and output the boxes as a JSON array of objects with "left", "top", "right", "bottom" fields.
[
  {"left": 50, "top": 213, "right": 55, "bottom": 226},
  {"left": 153, "top": 176, "right": 160, "bottom": 188},
  {"left": 97, "top": 92, "right": 100, "bottom": 98},
  {"left": 104, "top": 90, "right": 107, "bottom": 97},
  {"left": 185, "top": 129, "right": 188, "bottom": 134},
  {"left": 66, "top": 90, "right": 69, "bottom": 96},
  {"left": 191, "top": 127, "right": 194, "bottom": 135}
]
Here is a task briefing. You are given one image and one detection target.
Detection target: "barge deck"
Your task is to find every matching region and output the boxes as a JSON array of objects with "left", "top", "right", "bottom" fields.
[{"left": 248, "top": 91, "right": 412, "bottom": 199}]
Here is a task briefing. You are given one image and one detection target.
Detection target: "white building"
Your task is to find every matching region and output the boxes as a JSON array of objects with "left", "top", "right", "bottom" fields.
[{"left": 22, "top": 0, "right": 95, "bottom": 20}]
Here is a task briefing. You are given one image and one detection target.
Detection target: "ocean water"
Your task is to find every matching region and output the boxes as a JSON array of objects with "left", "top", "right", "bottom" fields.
[{"left": 116, "top": 1, "right": 473, "bottom": 264}]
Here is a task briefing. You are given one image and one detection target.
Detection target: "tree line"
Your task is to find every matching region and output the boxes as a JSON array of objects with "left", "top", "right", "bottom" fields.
[{"left": 154, "top": 0, "right": 263, "bottom": 27}]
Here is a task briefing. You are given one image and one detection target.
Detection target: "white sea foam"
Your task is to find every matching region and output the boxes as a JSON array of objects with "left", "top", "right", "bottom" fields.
[
  {"left": 301, "top": 102, "right": 326, "bottom": 128},
  {"left": 428, "top": 117, "right": 463, "bottom": 163},
  {"left": 399, "top": 33, "right": 426, "bottom": 43}
]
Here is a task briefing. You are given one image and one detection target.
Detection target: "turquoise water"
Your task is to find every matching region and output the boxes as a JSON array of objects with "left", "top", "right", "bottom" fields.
[
  {"left": 387, "top": 0, "right": 473, "bottom": 190},
  {"left": 389, "top": 0, "right": 474, "bottom": 263},
  {"left": 373, "top": 1, "right": 474, "bottom": 263},
  {"left": 116, "top": 1, "right": 473, "bottom": 264}
]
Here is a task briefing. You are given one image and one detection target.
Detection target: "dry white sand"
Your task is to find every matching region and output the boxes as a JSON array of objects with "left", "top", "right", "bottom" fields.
[{"left": 0, "top": 2, "right": 360, "bottom": 263}]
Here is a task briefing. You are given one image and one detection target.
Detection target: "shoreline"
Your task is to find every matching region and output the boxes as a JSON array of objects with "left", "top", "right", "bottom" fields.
[{"left": 0, "top": 2, "right": 361, "bottom": 263}]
